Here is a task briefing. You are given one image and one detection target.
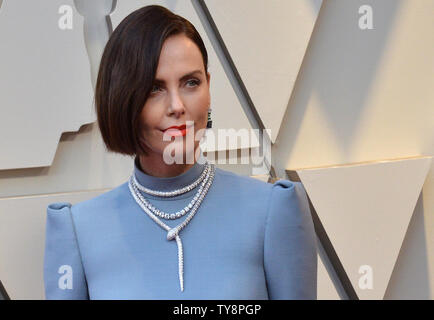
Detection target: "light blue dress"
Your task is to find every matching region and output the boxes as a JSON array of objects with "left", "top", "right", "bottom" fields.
[{"left": 43, "top": 156, "right": 317, "bottom": 299}]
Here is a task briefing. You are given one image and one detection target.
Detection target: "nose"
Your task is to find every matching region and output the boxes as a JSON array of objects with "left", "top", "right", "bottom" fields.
[{"left": 167, "top": 90, "right": 185, "bottom": 117}]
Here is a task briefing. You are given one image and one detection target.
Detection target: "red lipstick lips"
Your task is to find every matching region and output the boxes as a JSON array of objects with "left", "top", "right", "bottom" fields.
[
  {"left": 163, "top": 124, "right": 186, "bottom": 131},
  {"left": 162, "top": 124, "right": 188, "bottom": 137}
]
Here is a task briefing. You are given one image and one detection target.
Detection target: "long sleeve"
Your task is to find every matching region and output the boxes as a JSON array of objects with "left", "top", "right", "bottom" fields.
[
  {"left": 264, "top": 179, "right": 318, "bottom": 299},
  {"left": 43, "top": 202, "right": 89, "bottom": 300}
]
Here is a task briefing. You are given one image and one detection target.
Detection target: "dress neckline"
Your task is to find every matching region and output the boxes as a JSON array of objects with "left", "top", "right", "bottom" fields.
[{"left": 133, "top": 150, "right": 207, "bottom": 192}]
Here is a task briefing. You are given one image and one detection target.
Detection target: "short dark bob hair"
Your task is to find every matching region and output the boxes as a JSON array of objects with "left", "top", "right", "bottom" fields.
[{"left": 94, "top": 5, "right": 209, "bottom": 156}]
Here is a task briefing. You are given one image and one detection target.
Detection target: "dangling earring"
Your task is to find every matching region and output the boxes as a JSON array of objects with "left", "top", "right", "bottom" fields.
[{"left": 206, "top": 107, "right": 212, "bottom": 129}]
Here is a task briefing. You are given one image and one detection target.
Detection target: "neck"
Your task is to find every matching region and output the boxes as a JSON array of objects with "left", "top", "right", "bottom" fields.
[{"left": 138, "top": 154, "right": 196, "bottom": 178}]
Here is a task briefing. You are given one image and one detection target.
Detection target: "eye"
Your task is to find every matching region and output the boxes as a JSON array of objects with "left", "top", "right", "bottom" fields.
[
  {"left": 150, "top": 84, "right": 162, "bottom": 93},
  {"left": 186, "top": 79, "right": 200, "bottom": 87}
]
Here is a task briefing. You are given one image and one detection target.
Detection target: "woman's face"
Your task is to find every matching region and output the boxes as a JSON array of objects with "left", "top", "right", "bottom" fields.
[{"left": 139, "top": 34, "right": 211, "bottom": 163}]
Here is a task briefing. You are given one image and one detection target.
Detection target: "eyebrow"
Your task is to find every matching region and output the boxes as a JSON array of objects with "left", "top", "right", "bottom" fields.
[{"left": 154, "top": 69, "right": 203, "bottom": 84}]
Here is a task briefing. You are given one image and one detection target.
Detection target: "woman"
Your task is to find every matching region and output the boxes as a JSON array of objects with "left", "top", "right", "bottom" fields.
[{"left": 43, "top": 5, "right": 317, "bottom": 300}]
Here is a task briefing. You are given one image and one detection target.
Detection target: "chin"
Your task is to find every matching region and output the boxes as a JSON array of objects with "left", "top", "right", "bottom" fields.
[{"left": 157, "top": 141, "right": 195, "bottom": 164}]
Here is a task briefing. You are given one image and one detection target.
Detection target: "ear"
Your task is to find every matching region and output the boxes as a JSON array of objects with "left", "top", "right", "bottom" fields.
[{"left": 206, "top": 71, "right": 211, "bottom": 87}]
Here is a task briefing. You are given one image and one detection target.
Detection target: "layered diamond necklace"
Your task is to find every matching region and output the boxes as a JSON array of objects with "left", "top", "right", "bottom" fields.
[{"left": 128, "top": 160, "right": 216, "bottom": 292}]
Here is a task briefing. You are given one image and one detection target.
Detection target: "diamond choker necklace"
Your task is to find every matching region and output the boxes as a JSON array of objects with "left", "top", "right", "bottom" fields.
[{"left": 128, "top": 160, "right": 216, "bottom": 291}]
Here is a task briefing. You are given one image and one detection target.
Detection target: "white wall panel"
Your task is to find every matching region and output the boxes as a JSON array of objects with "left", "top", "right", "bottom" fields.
[
  {"left": 206, "top": 0, "right": 323, "bottom": 142},
  {"left": 0, "top": 0, "right": 94, "bottom": 169},
  {"left": 295, "top": 156, "right": 432, "bottom": 299},
  {"left": 0, "top": 123, "right": 133, "bottom": 198}
]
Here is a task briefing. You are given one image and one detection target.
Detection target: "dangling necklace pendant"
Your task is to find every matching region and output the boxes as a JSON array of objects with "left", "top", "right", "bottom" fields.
[
  {"left": 128, "top": 161, "right": 216, "bottom": 292},
  {"left": 167, "top": 227, "right": 178, "bottom": 241}
]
